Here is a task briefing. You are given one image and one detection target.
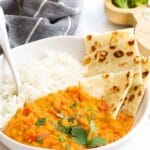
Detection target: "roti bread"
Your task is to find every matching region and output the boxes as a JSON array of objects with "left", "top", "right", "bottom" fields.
[
  {"left": 83, "top": 31, "right": 143, "bottom": 86},
  {"left": 141, "top": 56, "right": 150, "bottom": 87},
  {"left": 79, "top": 71, "right": 133, "bottom": 119},
  {"left": 84, "top": 30, "right": 136, "bottom": 54},
  {"left": 121, "top": 57, "right": 150, "bottom": 116}
]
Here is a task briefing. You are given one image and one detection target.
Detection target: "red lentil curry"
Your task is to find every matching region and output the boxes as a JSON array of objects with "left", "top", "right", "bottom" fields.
[{"left": 4, "top": 87, "right": 134, "bottom": 150}]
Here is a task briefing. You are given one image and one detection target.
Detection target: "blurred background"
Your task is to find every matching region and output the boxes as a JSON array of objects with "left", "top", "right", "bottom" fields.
[{"left": 75, "top": 0, "right": 125, "bottom": 36}]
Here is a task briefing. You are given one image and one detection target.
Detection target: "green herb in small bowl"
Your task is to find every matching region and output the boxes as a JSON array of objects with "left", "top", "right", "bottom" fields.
[{"left": 112, "top": 0, "right": 148, "bottom": 8}]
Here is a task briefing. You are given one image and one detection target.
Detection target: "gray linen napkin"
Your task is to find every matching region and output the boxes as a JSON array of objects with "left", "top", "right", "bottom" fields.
[{"left": 0, "top": 0, "right": 80, "bottom": 52}]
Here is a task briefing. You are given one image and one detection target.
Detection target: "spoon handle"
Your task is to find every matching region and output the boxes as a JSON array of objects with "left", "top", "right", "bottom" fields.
[{"left": 0, "top": 7, "right": 21, "bottom": 95}]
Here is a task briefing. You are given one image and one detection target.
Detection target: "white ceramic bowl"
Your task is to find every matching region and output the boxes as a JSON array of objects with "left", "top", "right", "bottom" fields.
[{"left": 0, "top": 36, "right": 149, "bottom": 150}]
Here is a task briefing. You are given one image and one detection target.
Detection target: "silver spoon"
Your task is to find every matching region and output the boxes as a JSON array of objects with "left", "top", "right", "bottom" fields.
[{"left": 0, "top": 7, "right": 21, "bottom": 95}]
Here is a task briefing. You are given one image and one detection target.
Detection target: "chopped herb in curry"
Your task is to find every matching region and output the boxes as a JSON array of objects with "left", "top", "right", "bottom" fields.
[
  {"left": 4, "top": 87, "right": 133, "bottom": 150},
  {"left": 112, "top": 0, "right": 148, "bottom": 8},
  {"left": 35, "top": 117, "right": 46, "bottom": 127}
]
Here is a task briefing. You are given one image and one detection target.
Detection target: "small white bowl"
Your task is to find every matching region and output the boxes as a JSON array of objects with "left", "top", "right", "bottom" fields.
[{"left": 0, "top": 36, "right": 149, "bottom": 150}]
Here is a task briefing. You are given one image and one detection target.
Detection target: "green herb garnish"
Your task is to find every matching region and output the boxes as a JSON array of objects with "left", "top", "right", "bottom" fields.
[
  {"left": 112, "top": 0, "right": 128, "bottom": 8},
  {"left": 57, "top": 121, "right": 87, "bottom": 145},
  {"left": 87, "top": 137, "right": 106, "bottom": 148},
  {"left": 128, "top": 0, "right": 148, "bottom": 7},
  {"left": 58, "top": 136, "right": 65, "bottom": 143},
  {"left": 70, "top": 102, "right": 78, "bottom": 109},
  {"left": 57, "top": 120, "right": 71, "bottom": 135},
  {"left": 68, "top": 117, "right": 75, "bottom": 122},
  {"left": 56, "top": 120, "right": 106, "bottom": 147},
  {"left": 71, "top": 126, "right": 87, "bottom": 145},
  {"left": 112, "top": 0, "right": 148, "bottom": 8},
  {"left": 35, "top": 117, "right": 46, "bottom": 127},
  {"left": 37, "top": 136, "right": 43, "bottom": 144}
]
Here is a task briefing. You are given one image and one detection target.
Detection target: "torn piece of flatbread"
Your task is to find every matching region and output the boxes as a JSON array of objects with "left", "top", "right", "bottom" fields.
[
  {"left": 83, "top": 31, "right": 143, "bottom": 86},
  {"left": 121, "top": 56, "right": 150, "bottom": 117},
  {"left": 84, "top": 30, "right": 137, "bottom": 54},
  {"left": 79, "top": 71, "right": 133, "bottom": 119}
]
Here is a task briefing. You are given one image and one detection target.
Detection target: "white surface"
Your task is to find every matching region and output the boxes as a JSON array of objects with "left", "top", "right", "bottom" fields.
[
  {"left": 0, "top": 0, "right": 150, "bottom": 149},
  {"left": 75, "top": 0, "right": 124, "bottom": 36}
]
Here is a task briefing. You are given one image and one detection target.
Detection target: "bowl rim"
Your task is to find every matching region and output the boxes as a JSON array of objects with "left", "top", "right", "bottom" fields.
[{"left": 0, "top": 36, "right": 149, "bottom": 150}]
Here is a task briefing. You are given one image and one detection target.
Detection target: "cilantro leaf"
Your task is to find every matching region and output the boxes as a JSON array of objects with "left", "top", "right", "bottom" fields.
[
  {"left": 57, "top": 120, "right": 71, "bottom": 135},
  {"left": 87, "top": 137, "right": 106, "bottom": 148},
  {"left": 58, "top": 125, "right": 71, "bottom": 135},
  {"left": 36, "top": 136, "right": 43, "bottom": 144},
  {"left": 57, "top": 120, "right": 87, "bottom": 145},
  {"left": 35, "top": 118, "right": 46, "bottom": 127},
  {"left": 56, "top": 119, "right": 107, "bottom": 148},
  {"left": 71, "top": 126, "right": 87, "bottom": 145},
  {"left": 70, "top": 102, "right": 78, "bottom": 109}
]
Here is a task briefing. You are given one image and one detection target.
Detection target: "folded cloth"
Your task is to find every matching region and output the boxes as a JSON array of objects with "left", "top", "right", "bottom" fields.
[{"left": 0, "top": 0, "right": 81, "bottom": 52}]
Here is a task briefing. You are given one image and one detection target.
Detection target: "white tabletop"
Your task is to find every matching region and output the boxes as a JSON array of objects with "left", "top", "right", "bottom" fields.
[{"left": 1, "top": 0, "right": 150, "bottom": 150}]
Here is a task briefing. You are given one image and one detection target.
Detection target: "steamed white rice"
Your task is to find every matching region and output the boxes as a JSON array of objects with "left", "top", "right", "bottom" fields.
[{"left": 0, "top": 51, "right": 86, "bottom": 128}]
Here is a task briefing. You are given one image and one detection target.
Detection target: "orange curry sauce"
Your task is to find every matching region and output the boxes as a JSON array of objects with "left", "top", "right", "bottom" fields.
[{"left": 4, "top": 87, "right": 134, "bottom": 150}]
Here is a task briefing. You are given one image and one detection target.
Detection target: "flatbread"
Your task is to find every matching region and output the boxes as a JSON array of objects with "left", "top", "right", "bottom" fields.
[
  {"left": 141, "top": 56, "right": 150, "bottom": 87},
  {"left": 79, "top": 71, "right": 133, "bottom": 119},
  {"left": 121, "top": 56, "right": 150, "bottom": 116},
  {"left": 83, "top": 31, "right": 143, "bottom": 86},
  {"left": 84, "top": 30, "right": 136, "bottom": 54}
]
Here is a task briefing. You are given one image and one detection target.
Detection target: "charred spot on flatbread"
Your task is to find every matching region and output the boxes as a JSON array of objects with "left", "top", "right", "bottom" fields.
[
  {"left": 109, "top": 45, "right": 116, "bottom": 49},
  {"left": 141, "top": 57, "right": 148, "bottom": 64},
  {"left": 112, "top": 107, "right": 117, "bottom": 113},
  {"left": 110, "top": 32, "right": 119, "bottom": 45},
  {"left": 91, "top": 45, "right": 96, "bottom": 52},
  {"left": 95, "top": 50, "right": 108, "bottom": 62},
  {"left": 102, "top": 74, "right": 109, "bottom": 79},
  {"left": 128, "top": 40, "right": 135, "bottom": 46},
  {"left": 134, "top": 86, "right": 138, "bottom": 91},
  {"left": 134, "top": 56, "right": 141, "bottom": 64},
  {"left": 126, "top": 71, "right": 130, "bottom": 78},
  {"left": 142, "top": 70, "right": 149, "bottom": 79},
  {"left": 87, "top": 35, "right": 92, "bottom": 41},
  {"left": 138, "top": 90, "right": 142, "bottom": 96},
  {"left": 128, "top": 94, "right": 135, "bottom": 102},
  {"left": 83, "top": 56, "right": 91, "bottom": 65},
  {"left": 126, "top": 51, "right": 134, "bottom": 56},
  {"left": 114, "top": 50, "right": 124, "bottom": 58},
  {"left": 119, "top": 62, "right": 128, "bottom": 67},
  {"left": 133, "top": 73, "right": 139, "bottom": 79},
  {"left": 124, "top": 96, "right": 128, "bottom": 101},
  {"left": 111, "top": 86, "right": 120, "bottom": 93},
  {"left": 125, "top": 83, "right": 129, "bottom": 88}
]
